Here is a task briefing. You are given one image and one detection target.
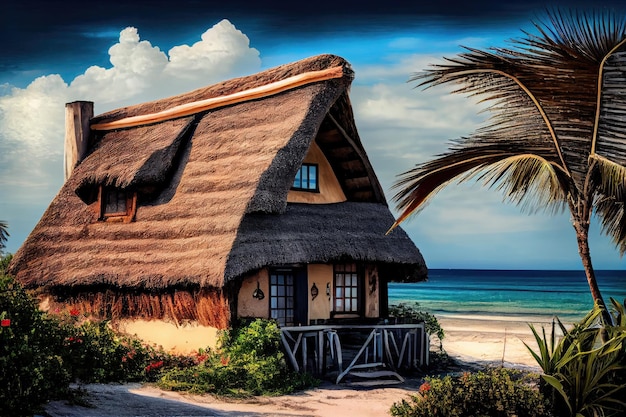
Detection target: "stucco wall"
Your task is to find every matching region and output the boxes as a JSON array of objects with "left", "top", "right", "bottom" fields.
[
  {"left": 237, "top": 269, "right": 269, "bottom": 318},
  {"left": 116, "top": 319, "right": 219, "bottom": 353},
  {"left": 307, "top": 263, "right": 333, "bottom": 321},
  {"left": 235, "top": 263, "right": 381, "bottom": 324}
]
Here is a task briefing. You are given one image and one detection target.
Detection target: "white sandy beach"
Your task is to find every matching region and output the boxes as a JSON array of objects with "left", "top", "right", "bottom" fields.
[
  {"left": 436, "top": 314, "right": 560, "bottom": 369},
  {"left": 43, "top": 314, "right": 556, "bottom": 417}
]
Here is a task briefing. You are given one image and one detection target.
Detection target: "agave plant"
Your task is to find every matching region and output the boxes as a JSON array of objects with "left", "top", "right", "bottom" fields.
[
  {"left": 390, "top": 10, "right": 626, "bottom": 322},
  {"left": 525, "top": 304, "right": 626, "bottom": 417}
]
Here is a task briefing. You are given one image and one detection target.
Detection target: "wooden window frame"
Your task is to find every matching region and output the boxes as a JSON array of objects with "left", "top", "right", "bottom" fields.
[
  {"left": 98, "top": 185, "right": 137, "bottom": 223},
  {"left": 292, "top": 163, "right": 319, "bottom": 192},
  {"left": 332, "top": 263, "right": 363, "bottom": 318},
  {"left": 269, "top": 269, "right": 296, "bottom": 327}
]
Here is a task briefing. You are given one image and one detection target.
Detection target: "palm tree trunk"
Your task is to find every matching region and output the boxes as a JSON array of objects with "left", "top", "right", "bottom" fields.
[{"left": 572, "top": 218, "right": 613, "bottom": 324}]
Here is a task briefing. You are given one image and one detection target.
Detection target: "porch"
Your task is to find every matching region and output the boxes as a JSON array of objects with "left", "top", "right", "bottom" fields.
[{"left": 280, "top": 321, "right": 429, "bottom": 384}]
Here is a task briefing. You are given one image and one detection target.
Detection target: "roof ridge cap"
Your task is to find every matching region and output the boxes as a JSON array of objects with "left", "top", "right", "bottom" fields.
[{"left": 92, "top": 65, "right": 346, "bottom": 131}]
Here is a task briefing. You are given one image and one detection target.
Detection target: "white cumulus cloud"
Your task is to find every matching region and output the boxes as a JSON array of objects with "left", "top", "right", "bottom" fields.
[
  {"left": 0, "top": 19, "right": 260, "bottom": 165},
  {"left": 69, "top": 27, "right": 169, "bottom": 103},
  {"left": 0, "top": 19, "right": 261, "bottom": 253},
  {"left": 166, "top": 20, "right": 261, "bottom": 82},
  {"left": 0, "top": 74, "right": 68, "bottom": 160}
]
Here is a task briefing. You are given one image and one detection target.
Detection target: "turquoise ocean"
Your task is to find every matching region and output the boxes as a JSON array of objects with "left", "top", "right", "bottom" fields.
[{"left": 389, "top": 269, "right": 626, "bottom": 323}]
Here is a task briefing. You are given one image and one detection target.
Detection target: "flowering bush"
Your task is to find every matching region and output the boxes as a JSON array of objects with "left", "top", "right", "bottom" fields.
[
  {"left": 158, "top": 319, "right": 317, "bottom": 396},
  {"left": 0, "top": 274, "right": 70, "bottom": 417},
  {"left": 390, "top": 367, "right": 548, "bottom": 417},
  {"left": 54, "top": 309, "right": 187, "bottom": 383},
  {"left": 1, "top": 273, "right": 317, "bottom": 413},
  {"left": 0, "top": 273, "right": 193, "bottom": 415}
]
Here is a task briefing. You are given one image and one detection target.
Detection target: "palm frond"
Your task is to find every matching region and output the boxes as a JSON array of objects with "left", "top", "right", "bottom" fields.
[
  {"left": 390, "top": 143, "right": 570, "bottom": 230},
  {"left": 0, "top": 220, "right": 9, "bottom": 253},
  {"left": 588, "top": 154, "right": 626, "bottom": 254},
  {"left": 594, "top": 192, "right": 626, "bottom": 255},
  {"left": 590, "top": 154, "right": 626, "bottom": 196},
  {"left": 390, "top": 151, "right": 505, "bottom": 228},
  {"left": 593, "top": 42, "right": 626, "bottom": 165},
  {"left": 474, "top": 154, "right": 569, "bottom": 214},
  {"left": 408, "top": 9, "right": 626, "bottom": 194}
]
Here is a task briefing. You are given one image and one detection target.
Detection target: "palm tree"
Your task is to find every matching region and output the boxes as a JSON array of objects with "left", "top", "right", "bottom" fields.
[
  {"left": 0, "top": 220, "right": 8, "bottom": 255},
  {"left": 390, "top": 10, "right": 626, "bottom": 323}
]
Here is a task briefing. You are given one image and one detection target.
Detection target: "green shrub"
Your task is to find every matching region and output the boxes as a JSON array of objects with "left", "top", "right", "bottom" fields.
[
  {"left": 389, "top": 302, "right": 445, "bottom": 349},
  {"left": 525, "top": 300, "right": 626, "bottom": 417},
  {"left": 55, "top": 309, "right": 190, "bottom": 383},
  {"left": 158, "top": 319, "right": 317, "bottom": 397},
  {"left": 0, "top": 271, "right": 314, "bottom": 411},
  {"left": 390, "top": 367, "right": 548, "bottom": 417},
  {"left": 0, "top": 274, "right": 70, "bottom": 417}
]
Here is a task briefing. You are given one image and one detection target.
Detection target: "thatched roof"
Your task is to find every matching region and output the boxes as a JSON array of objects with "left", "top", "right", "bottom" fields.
[
  {"left": 9, "top": 54, "right": 426, "bottom": 293},
  {"left": 227, "top": 202, "right": 427, "bottom": 281}
]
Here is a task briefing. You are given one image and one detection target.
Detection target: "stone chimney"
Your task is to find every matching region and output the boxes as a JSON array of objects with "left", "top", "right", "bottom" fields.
[{"left": 64, "top": 101, "right": 94, "bottom": 180}]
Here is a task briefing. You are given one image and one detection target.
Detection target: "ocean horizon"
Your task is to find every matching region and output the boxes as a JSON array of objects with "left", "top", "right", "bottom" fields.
[{"left": 389, "top": 269, "right": 626, "bottom": 323}]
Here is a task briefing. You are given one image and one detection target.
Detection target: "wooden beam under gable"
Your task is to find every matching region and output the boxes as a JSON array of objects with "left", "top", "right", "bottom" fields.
[{"left": 327, "top": 114, "right": 386, "bottom": 203}]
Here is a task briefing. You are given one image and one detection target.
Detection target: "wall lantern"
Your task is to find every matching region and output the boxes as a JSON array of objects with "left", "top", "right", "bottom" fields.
[
  {"left": 311, "top": 282, "right": 319, "bottom": 300},
  {"left": 252, "top": 281, "right": 265, "bottom": 300},
  {"left": 326, "top": 282, "right": 331, "bottom": 298}
]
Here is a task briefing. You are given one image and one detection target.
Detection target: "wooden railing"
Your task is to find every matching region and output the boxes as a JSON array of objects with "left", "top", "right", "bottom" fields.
[{"left": 280, "top": 323, "right": 429, "bottom": 384}]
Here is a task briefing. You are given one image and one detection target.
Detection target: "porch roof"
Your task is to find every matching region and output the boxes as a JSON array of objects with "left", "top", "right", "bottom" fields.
[{"left": 226, "top": 202, "right": 427, "bottom": 282}]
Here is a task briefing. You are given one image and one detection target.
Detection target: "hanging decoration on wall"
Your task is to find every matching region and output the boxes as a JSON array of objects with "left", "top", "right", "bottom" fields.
[
  {"left": 252, "top": 281, "right": 265, "bottom": 300},
  {"left": 369, "top": 271, "right": 377, "bottom": 295},
  {"left": 311, "top": 282, "right": 319, "bottom": 300}
]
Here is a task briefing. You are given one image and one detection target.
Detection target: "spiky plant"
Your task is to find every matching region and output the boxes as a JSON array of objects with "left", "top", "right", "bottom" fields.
[
  {"left": 391, "top": 10, "right": 626, "bottom": 322},
  {"left": 524, "top": 305, "right": 626, "bottom": 416}
]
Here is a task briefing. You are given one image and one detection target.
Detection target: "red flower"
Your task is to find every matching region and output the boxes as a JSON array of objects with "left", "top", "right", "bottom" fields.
[
  {"left": 220, "top": 355, "right": 230, "bottom": 366},
  {"left": 0, "top": 319, "right": 10, "bottom": 327},
  {"left": 145, "top": 360, "right": 164, "bottom": 372},
  {"left": 419, "top": 382, "right": 431, "bottom": 393},
  {"left": 66, "top": 336, "right": 83, "bottom": 344},
  {"left": 195, "top": 353, "right": 208, "bottom": 364},
  {"left": 69, "top": 308, "right": 80, "bottom": 317}
]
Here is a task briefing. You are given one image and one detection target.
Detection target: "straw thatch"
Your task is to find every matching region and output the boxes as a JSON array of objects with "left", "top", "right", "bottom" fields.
[
  {"left": 226, "top": 202, "right": 426, "bottom": 282},
  {"left": 9, "top": 54, "right": 426, "bottom": 326}
]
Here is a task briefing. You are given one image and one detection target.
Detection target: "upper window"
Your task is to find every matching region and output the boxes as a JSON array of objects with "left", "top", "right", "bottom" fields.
[
  {"left": 104, "top": 188, "right": 128, "bottom": 216},
  {"left": 99, "top": 186, "right": 136, "bottom": 222},
  {"left": 292, "top": 163, "right": 319, "bottom": 192}
]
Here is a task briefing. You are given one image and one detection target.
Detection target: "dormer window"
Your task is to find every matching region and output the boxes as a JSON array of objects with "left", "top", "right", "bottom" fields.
[
  {"left": 98, "top": 186, "right": 137, "bottom": 222},
  {"left": 292, "top": 163, "right": 318, "bottom": 192}
]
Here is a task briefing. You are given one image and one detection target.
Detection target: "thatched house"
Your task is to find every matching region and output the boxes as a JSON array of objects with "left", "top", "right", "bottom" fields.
[{"left": 9, "top": 54, "right": 427, "bottom": 352}]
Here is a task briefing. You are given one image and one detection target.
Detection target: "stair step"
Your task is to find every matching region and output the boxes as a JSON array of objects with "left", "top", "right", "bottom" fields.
[
  {"left": 348, "top": 370, "right": 405, "bottom": 382},
  {"left": 346, "top": 379, "right": 405, "bottom": 387}
]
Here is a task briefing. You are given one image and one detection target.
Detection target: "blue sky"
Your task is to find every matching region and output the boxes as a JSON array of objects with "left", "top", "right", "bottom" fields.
[{"left": 1, "top": 1, "right": 625, "bottom": 270}]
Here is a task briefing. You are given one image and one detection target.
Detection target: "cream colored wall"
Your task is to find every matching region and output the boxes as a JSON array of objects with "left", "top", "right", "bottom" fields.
[
  {"left": 287, "top": 141, "right": 347, "bottom": 204},
  {"left": 307, "top": 264, "right": 333, "bottom": 321},
  {"left": 237, "top": 269, "right": 270, "bottom": 318},
  {"left": 364, "top": 265, "right": 380, "bottom": 318},
  {"left": 236, "top": 263, "right": 380, "bottom": 324},
  {"left": 39, "top": 297, "right": 221, "bottom": 353},
  {"left": 117, "top": 319, "right": 219, "bottom": 353},
  {"left": 307, "top": 263, "right": 381, "bottom": 320}
]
